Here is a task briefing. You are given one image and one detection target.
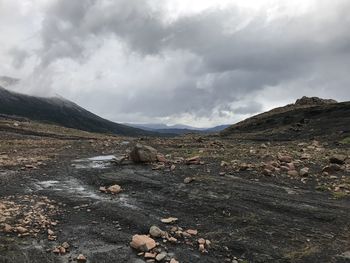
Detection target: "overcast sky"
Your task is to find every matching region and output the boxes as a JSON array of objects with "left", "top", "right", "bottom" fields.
[{"left": 1, "top": 0, "right": 349, "bottom": 127}]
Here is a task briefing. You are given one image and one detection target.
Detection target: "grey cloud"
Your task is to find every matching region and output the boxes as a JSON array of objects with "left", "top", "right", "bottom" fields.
[{"left": 5, "top": 0, "right": 350, "bottom": 126}]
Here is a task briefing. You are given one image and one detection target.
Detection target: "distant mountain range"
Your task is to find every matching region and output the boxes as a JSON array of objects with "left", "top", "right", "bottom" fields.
[
  {"left": 125, "top": 123, "right": 230, "bottom": 134},
  {"left": 0, "top": 85, "right": 152, "bottom": 136}
]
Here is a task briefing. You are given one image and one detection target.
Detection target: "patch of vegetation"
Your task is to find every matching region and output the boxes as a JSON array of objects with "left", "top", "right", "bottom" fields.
[
  {"left": 333, "top": 191, "right": 349, "bottom": 199},
  {"left": 285, "top": 245, "right": 320, "bottom": 262},
  {"left": 340, "top": 137, "right": 350, "bottom": 144},
  {"left": 315, "top": 185, "right": 329, "bottom": 192}
]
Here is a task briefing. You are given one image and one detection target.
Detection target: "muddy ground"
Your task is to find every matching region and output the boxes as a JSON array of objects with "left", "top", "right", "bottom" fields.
[{"left": 0, "top": 120, "right": 350, "bottom": 263}]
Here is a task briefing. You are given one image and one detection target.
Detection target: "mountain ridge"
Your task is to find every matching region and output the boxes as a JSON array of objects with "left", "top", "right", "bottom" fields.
[{"left": 0, "top": 86, "right": 153, "bottom": 136}]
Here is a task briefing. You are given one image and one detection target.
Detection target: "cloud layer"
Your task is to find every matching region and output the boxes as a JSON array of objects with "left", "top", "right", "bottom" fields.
[{"left": 1, "top": 0, "right": 350, "bottom": 126}]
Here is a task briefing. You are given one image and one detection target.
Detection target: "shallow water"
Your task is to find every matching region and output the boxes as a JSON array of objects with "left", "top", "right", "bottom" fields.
[{"left": 72, "top": 155, "right": 116, "bottom": 169}]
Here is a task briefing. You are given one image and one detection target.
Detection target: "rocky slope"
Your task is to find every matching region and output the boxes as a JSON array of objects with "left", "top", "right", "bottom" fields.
[
  {"left": 0, "top": 86, "right": 152, "bottom": 136},
  {"left": 221, "top": 97, "right": 350, "bottom": 141}
]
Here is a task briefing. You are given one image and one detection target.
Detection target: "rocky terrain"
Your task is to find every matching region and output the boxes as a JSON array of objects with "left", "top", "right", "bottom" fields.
[
  {"left": 0, "top": 99, "right": 350, "bottom": 263},
  {"left": 221, "top": 97, "right": 350, "bottom": 141}
]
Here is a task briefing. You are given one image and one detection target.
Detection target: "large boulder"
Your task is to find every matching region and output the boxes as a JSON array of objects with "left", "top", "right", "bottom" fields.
[{"left": 129, "top": 143, "right": 158, "bottom": 163}]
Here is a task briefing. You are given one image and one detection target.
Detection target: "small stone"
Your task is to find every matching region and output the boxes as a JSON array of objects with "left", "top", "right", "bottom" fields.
[
  {"left": 149, "top": 226, "right": 163, "bottom": 238},
  {"left": 144, "top": 252, "right": 157, "bottom": 259},
  {"left": 300, "top": 167, "right": 309, "bottom": 177},
  {"left": 198, "top": 238, "right": 206, "bottom": 244},
  {"left": 221, "top": 161, "right": 229, "bottom": 167},
  {"left": 107, "top": 184, "right": 122, "bottom": 194},
  {"left": 278, "top": 154, "right": 293, "bottom": 163},
  {"left": 155, "top": 252, "right": 167, "bottom": 261},
  {"left": 76, "top": 254, "right": 87, "bottom": 263},
  {"left": 48, "top": 229, "right": 54, "bottom": 236},
  {"left": 16, "top": 226, "right": 28, "bottom": 234},
  {"left": 161, "top": 217, "right": 178, "bottom": 224},
  {"left": 130, "top": 235, "right": 156, "bottom": 252},
  {"left": 199, "top": 244, "right": 206, "bottom": 252},
  {"left": 157, "top": 154, "right": 167, "bottom": 163},
  {"left": 168, "top": 237, "right": 177, "bottom": 243},
  {"left": 99, "top": 186, "right": 107, "bottom": 193},
  {"left": 329, "top": 154, "right": 347, "bottom": 165},
  {"left": 170, "top": 259, "right": 179, "bottom": 263},
  {"left": 59, "top": 247, "right": 66, "bottom": 254},
  {"left": 183, "top": 177, "right": 194, "bottom": 184},
  {"left": 287, "top": 170, "right": 299, "bottom": 176},
  {"left": 170, "top": 164, "right": 176, "bottom": 171},
  {"left": 3, "top": 223, "right": 13, "bottom": 233},
  {"left": 262, "top": 169, "right": 272, "bottom": 176},
  {"left": 323, "top": 164, "right": 342, "bottom": 174},
  {"left": 186, "top": 229, "right": 198, "bottom": 235},
  {"left": 52, "top": 247, "right": 60, "bottom": 254},
  {"left": 62, "top": 242, "right": 70, "bottom": 249},
  {"left": 185, "top": 156, "right": 201, "bottom": 165}
]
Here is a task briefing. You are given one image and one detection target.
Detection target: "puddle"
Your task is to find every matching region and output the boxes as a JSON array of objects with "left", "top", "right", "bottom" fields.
[
  {"left": 72, "top": 155, "right": 116, "bottom": 169},
  {"left": 35, "top": 179, "right": 139, "bottom": 210},
  {"left": 35, "top": 178, "right": 103, "bottom": 200}
]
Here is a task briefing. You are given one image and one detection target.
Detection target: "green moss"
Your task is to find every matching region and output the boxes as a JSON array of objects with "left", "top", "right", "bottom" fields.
[
  {"left": 333, "top": 191, "right": 348, "bottom": 199},
  {"left": 285, "top": 245, "right": 320, "bottom": 262},
  {"left": 340, "top": 137, "right": 350, "bottom": 144}
]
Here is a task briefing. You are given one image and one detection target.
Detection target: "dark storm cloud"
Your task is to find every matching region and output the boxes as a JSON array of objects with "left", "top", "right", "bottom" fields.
[{"left": 10, "top": 0, "right": 350, "bottom": 124}]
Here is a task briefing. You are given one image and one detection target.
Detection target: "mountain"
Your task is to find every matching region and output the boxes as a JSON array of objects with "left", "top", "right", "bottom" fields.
[
  {"left": 221, "top": 96, "right": 350, "bottom": 141},
  {"left": 125, "top": 123, "right": 230, "bottom": 134},
  {"left": 0, "top": 86, "right": 152, "bottom": 136}
]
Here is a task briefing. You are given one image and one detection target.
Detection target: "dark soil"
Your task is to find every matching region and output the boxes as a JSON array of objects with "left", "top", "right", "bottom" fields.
[{"left": 0, "top": 120, "right": 350, "bottom": 263}]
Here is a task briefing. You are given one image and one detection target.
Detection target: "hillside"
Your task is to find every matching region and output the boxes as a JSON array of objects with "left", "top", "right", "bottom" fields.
[
  {"left": 221, "top": 96, "right": 350, "bottom": 141},
  {"left": 0, "top": 86, "right": 152, "bottom": 136}
]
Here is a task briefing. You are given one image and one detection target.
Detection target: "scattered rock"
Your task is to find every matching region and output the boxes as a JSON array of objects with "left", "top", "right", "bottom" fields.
[
  {"left": 130, "top": 235, "right": 156, "bottom": 252},
  {"left": 76, "top": 254, "right": 87, "bottom": 263},
  {"left": 185, "top": 156, "right": 201, "bottom": 165},
  {"left": 329, "top": 154, "right": 347, "bottom": 165},
  {"left": 99, "top": 186, "right": 107, "bottom": 193},
  {"left": 149, "top": 226, "right": 164, "bottom": 238},
  {"left": 156, "top": 154, "right": 167, "bottom": 163},
  {"left": 278, "top": 154, "right": 293, "bottom": 163},
  {"left": 287, "top": 170, "right": 299, "bottom": 177},
  {"left": 170, "top": 259, "right": 179, "bottom": 263},
  {"left": 161, "top": 217, "right": 178, "bottom": 224},
  {"left": 300, "top": 167, "right": 309, "bottom": 177},
  {"left": 262, "top": 168, "right": 272, "bottom": 176},
  {"left": 130, "top": 143, "right": 158, "bottom": 163},
  {"left": 16, "top": 226, "right": 28, "bottom": 234},
  {"left": 3, "top": 223, "right": 13, "bottom": 233},
  {"left": 198, "top": 238, "right": 206, "bottom": 244},
  {"left": 155, "top": 252, "right": 167, "bottom": 261},
  {"left": 144, "top": 252, "right": 157, "bottom": 259},
  {"left": 186, "top": 229, "right": 198, "bottom": 235},
  {"left": 107, "top": 184, "right": 122, "bottom": 194},
  {"left": 183, "top": 177, "right": 194, "bottom": 184},
  {"left": 322, "top": 164, "right": 342, "bottom": 174}
]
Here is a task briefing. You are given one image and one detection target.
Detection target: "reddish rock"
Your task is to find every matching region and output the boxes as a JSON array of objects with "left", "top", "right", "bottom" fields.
[
  {"left": 107, "top": 184, "right": 122, "bottom": 194},
  {"left": 278, "top": 154, "right": 293, "bottom": 163},
  {"left": 130, "top": 235, "right": 156, "bottom": 252},
  {"left": 185, "top": 156, "right": 201, "bottom": 165}
]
